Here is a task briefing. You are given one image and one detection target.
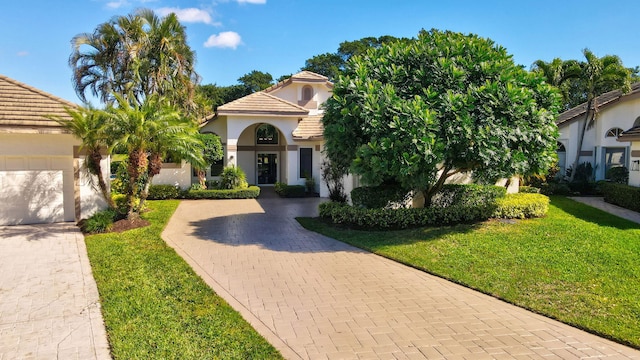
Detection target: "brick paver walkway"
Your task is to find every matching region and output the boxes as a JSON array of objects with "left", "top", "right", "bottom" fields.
[
  {"left": 162, "top": 195, "right": 640, "bottom": 360},
  {"left": 0, "top": 223, "right": 110, "bottom": 360}
]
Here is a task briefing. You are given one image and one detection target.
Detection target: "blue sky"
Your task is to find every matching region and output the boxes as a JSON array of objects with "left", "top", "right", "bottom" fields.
[{"left": 2, "top": 0, "right": 640, "bottom": 104}]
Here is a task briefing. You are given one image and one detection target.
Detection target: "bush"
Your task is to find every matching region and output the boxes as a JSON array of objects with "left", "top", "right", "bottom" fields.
[
  {"left": 205, "top": 180, "right": 220, "bottom": 189},
  {"left": 492, "top": 193, "right": 550, "bottom": 219},
  {"left": 186, "top": 186, "right": 260, "bottom": 199},
  {"left": 189, "top": 183, "right": 206, "bottom": 191},
  {"left": 112, "top": 193, "right": 143, "bottom": 215},
  {"left": 220, "top": 165, "right": 248, "bottom": 189},
  {"left": 318, "top": 201, "right": 494, "bottom": 230},
  {"left": 568, "top": 181, "right": 599, "bottom": 195},
  {"left": 519, "top": 186, "right": 540, "bottom": 194},
  {"left": 274, "top": 182, "right": 307, "bottom": 198},
  {"left": 80, "top": 208, "right": 117, "bottom": 234},
  {"left": 600, "top": 182, "right": 640, "bottom": 212},
  {"left": 539, "top": 182, "right": 571, "bottom": 196},
  {"left": 606, "top": 166, "right": 629, "bottom": 184},
  {"left": 431, "top": 184, "right": 506, "bottom": 208},
  {"left": 147, "top": 184, "right": 180, "bottom": 200},
  {"left": 351, "top": 184, "right": 410, "bottom": 209},
  {"left": 321, "top": 160, "right": 347, "bottom": 203}
]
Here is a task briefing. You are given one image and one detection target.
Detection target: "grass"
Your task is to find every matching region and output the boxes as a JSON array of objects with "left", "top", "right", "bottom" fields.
[
  {"left": 298, "top": 196, "right": 640, "bottom": 349},
  {"left": 85, "top": 200, "right": 283, "bottom": 359}
]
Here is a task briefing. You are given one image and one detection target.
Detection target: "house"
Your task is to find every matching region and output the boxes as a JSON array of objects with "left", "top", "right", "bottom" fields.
[
  {"left": 154, "top": 71, "right": 360, "bottom": 197},
  {"left": 556, "top": 83, "right": 640, "bottom": 187},
  {"left": 0, "top": 75, "right": 108, "bottom": 225}
]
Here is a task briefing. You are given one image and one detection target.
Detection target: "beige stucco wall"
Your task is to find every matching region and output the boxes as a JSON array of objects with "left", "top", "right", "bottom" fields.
[
  {"left": 153, "top": 161, "right": 193, "bottom": 189},
  {"left": 629, "top": 142, "right": 640, "bottom": 187}
]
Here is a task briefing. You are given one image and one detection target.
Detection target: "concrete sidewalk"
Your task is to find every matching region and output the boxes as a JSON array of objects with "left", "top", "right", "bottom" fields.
[
  {"left": 163, "top": 197, "right": 640, "bottom": 360},
  {"left": 0, "top": 223, "right": 110, "bottom": 359},
  {"left": 570, "top": 196, "right": 640, "bottom": 224}
]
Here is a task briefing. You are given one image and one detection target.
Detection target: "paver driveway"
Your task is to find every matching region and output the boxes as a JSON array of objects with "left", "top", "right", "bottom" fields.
[
  {"left": 0, "top": 223, "right": 110, "bottom": 359},
  {"left": 162, "top": 194, "right": 640, "bottom": 360}
]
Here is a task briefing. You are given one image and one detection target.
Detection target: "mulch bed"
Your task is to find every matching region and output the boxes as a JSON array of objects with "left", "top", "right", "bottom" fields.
[{"left": 110, "top": 218, "right": 150, "bottom": 233}]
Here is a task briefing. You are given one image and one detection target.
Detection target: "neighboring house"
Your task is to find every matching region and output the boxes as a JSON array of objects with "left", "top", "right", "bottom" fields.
[
  {"left": 557, "top": 83, "right": 640, "bottom": 187},
  {"left": 154, "top": 71, "right": 360, "bottom": 197},
  {"left": 0, "top": 75, "right": 108, "bottom": 225}
]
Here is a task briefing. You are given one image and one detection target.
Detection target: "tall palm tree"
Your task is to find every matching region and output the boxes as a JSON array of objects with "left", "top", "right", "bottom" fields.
[
  {"left": 106, "top": 95, "right": 203, "bottom": 219},
  {"left": 70, "top": 9, "right": 198, "bottom": 111},
  {"left": 50, "top": 106, "right": 116, "bottom": 209},
  {"left": 531, "top": 58, "right": 581, "bottom": 109},
  {"left": 569, "top": 49, "right": 630, "bottom": 181}
]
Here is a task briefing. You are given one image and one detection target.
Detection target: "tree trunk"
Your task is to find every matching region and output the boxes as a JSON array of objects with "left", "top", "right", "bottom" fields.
[
  {"left": 569, "top": 100, "right": 593, "bottom": 182},
  {"left": 197, "top": 169, "right": 207, "bottom": 188},
  {"left": 125, "top": 149, "right": 147, "bottom": 220},
  {"left": 88, "top": 150, "right": 116, "bottom": 209}
]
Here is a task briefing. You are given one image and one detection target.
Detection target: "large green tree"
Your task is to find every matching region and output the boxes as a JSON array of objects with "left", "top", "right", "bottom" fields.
[
  {"left": 70, "top": 8, "right": 199, "bottom": 112},
  {"left": 303, "top": 36, "right": 406, "bottom": 80},
  {"left": 107, "top": 95, "right": 204, "bottom": 218},
  {"left": 194, "top": 133, "right": 224, "bottom": 187},
  {"left": 323, "top": 29, "right": 561, "bottom": 206},
  {"left": 198, "top": 70, "right": 274, "bottom": 110}
]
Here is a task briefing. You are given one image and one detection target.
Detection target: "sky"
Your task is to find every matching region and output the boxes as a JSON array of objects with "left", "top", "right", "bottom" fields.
[{"left": 2, "top": 0, "right": 640, "bottom": 105}]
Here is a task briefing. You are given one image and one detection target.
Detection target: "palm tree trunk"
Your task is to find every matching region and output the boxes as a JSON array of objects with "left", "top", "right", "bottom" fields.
[
  {"left": 569, "top": 100, "right": 593, "bottom": 182},
  {"left": 89, "top": 150, "right": 116, "bottom": 209},
  {"left": 125, "top": 149, "right": 147, "bottom": 220}
]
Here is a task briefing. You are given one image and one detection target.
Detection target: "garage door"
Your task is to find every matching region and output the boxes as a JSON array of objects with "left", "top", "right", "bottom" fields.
[{"left": 0, "top": 170, "right": 64, "bottom": 225}]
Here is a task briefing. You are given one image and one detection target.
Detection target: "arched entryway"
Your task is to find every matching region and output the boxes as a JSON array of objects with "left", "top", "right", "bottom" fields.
[{"left": 236, "top": 123, "right": 288, "bottom": 185}]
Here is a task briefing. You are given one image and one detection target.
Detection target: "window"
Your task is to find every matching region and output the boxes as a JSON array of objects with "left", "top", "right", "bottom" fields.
[
  {"left": 302, "top": 85, "right": 313, "bottom": 101},
  {"left": 634, "top": 116, "right": 640, "bottom": 128},
  {"left": 256, "top": 124, "right": 278, "bottom": 144},
  {"left": 556, "top": 142, "right": 566, "bottom": 152},
  {"left": 604, "top": 147, "right": 626, "bottom": 177},
  {"left": 605, "top": 127, "right": 624, "bottom": 138},
  {"left": 210, "top": 158, "right": 224, "bottom": 176},
  {"left": 299, "top": 148, "right": 312, "bottom": 178}
]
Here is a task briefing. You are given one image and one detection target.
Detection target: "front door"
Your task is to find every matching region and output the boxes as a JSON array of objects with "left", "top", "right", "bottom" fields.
[{"left": 257, "top": 153, "right": 278, "bottom": 184}]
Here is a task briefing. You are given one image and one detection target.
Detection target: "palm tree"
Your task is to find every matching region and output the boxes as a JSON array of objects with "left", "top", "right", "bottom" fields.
[
  {"left": 70, "top": 9, "right": 198, "bottom": 110},
  {"left": 50, "top": 106, "right": 116, "bottom": 209},
  {"left": 106, "top": 95, "right": 203, "bottom": 219},
  {"left": 531, "top": 58, "right": 581, "bottom": 109},
  {"left": 569, "top": 49, "right": 630, "bottom": 181}
]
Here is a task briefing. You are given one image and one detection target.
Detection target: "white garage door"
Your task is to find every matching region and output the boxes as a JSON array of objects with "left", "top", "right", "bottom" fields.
[{"left": 0, "top": 170, "right": 65, "bottom": 225}]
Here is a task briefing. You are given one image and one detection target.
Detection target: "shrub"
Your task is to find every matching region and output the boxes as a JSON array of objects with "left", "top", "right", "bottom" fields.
[
  {"left": 539, "top": 182, "right": 571, "bottom": 196},
  {"left": 568, "top": 181, "right": 599, "bottom": 195},
  {"left": 80, "top": 208, "right": 117, "bottom": 234},
  {"left": 274, "top": 182, "right": 307, "bottom": 198},
  {"left": 186, "top": 186, "right": 260, "bottom": 199},
  {"left": 220, "top": 165, "right": 248, "bottom": 189},
  {"left": 189, "top": 183, "right": 206, "bottom": 191},
  {"left": 606, "top": 166, "right": 629, "bottom": 184},
  {"left": 431, "top": 184, "right": 506, "bottom": 208},
  {"left": 147, "top": 184, "right": 180, "bottom": 200},
  {"left": 321, "top": 160, "right": 347, "bottom": 203},
  {"left": 492, "top": 193, "right": 550, "bottom": 219},
  {"left": 351, "top": 184, "right": 410, "bottom": 209},
  {"left": 519, "top": 186, "right": 540, "bottom": 194},
  {"left": 112, "top": 193, "right": 143, "bottom": 215},
  {"left": 600, "top": 182, "right": 640, "bottom": 212},
  {"left": 205, "top": 180, "right": 220, "bottom": 189}
]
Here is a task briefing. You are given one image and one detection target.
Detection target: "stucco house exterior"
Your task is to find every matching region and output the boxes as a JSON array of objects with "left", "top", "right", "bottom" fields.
[
  {"left": 556, "top": 83, "right": 640, "bottom": 187},
  {"left": 0, "top": 75, "right": 108, "bottom": 225},
  {"left": 154, "top": 71, "right": 360, "bottom": 197}
]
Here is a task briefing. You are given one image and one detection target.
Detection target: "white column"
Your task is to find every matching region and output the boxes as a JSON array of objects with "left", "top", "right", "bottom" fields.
[
  {"left": 227, "top": 139, "right": 238, "bottom": 166},
  {"left": 287, "top": 145, "right": 299, "bottom": 185}
]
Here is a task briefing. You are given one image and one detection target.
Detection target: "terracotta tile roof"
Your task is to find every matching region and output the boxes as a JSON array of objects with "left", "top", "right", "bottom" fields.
[
  {"left": 264, "top": 70, "right": 333, "bottom": 94},
  {"left": 292, "top": 115, "right": 324, "bottom": 140},
  {"left": 0, "top": 74, "right": 76, "bottom": 133},
  {"left": 216, "top": 91, "right": 309, "bottom": 116},
  {"left": 557, "top": 82, "right": 640, "bottom": 127},
  {"left": 618, "top": 126, "right": 640, "bottom": 142}
]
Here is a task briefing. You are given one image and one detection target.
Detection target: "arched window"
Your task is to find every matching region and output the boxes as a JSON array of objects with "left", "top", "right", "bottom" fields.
[
  {"left": 557, "top": 142, "right": 566, "bottom": 152},
  {"left": 605, "top": 127, "right": 624, "bottom": 138},
  {"left": 256, "top": 124, "right": 278, "bottom": 144},
  {"left": 302, "top": 85, "right": 313, "bottom": 101},
  {"left": 634, "top": 116, "right": 640, "bottom": 128}
]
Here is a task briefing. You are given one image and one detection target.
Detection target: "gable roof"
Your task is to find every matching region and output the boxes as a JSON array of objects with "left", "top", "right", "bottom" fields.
[
  {"left": 292, "top": 115, "right": 323, "bottom": 141},
  {"left": 263, "top": 70, "right": 333, "bottom": 94},
  {"left": 216, "top": 91, "right": 309, "bottom": 117},
  {"left": 0, "top": 74, "right": 77, "bottom": 134},
  {"left": 557, "top": 82, "right": 640, "bottom": 127}
]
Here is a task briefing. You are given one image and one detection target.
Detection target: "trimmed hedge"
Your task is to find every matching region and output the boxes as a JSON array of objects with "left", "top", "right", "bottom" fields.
[
  {"left": 492, "top": 193, "right": 550, "bottom": 219},
  {"left": 518, "top": 186, "right": 540, "bottom": 194},
  {"left": 274, "top": 182, "right": 307, "bottom": 198},
  {"left": 600, "top": 182, "right": 640, "bottom": 212},
  {"left": 319, "top": 201, "right": 496, "bottom": 230},
  {"left": 147, "top": 184, "right": 181, "bottom": 200},
  {"left": 431, "top": 184, "right": 507, "bottom": 207},
  {"left": 186, "top": 186, "right": 260, "bottom": 199},
  {"left": 351, "top": 184, "right": 409, "bottom": 209},
  {"left": 539, "top": 182, "right": 571, "bottom": 196}
]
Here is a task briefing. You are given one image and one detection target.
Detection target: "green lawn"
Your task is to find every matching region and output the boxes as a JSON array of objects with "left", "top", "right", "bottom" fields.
[
  {"left": 85, "top": 200, "right": 283, "bottom": 359},
  {"left": 298, "top": 196, "right": 640, "bottom": 349}
]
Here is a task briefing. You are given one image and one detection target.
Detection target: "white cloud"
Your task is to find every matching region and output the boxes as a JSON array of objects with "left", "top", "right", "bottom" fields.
[
  {"left": 156, "top": 7, "right": 217, "bottom": 25},
  {"left": 16, "top": 51, "right": 29, "bottom": 57},
  {"left": 106, "top": 0, "right": 128, "bottom": 9},
  {"left": 204, "top": 31, "right": 242, "bottom": 49},
  {"left": 236, "top": 0, "right": 266, "bottom": 4}
]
